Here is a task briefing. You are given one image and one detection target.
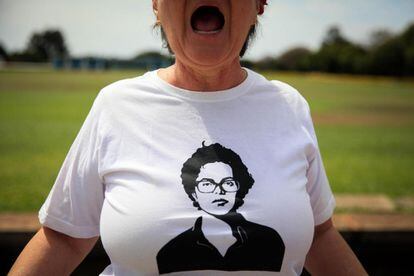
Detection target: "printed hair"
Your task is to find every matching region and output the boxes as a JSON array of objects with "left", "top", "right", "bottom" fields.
[{"left": 181, "top": 142, "right": 254, "bottom": 210}]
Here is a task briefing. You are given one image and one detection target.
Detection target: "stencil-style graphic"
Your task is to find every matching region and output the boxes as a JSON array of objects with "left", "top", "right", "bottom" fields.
[{"left": 157, "top": 142, "right": 285, "bottom": 274}]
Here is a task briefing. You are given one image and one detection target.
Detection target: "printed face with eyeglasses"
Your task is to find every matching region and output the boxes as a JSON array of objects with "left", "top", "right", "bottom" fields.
[{"left": 193, "top": 162, "right": 239, "bottom": 216}]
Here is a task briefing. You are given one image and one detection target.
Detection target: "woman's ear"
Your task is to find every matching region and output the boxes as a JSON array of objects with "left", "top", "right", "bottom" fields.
[
  {"left": 153, "top": 0, "right": 161, "bottom": 27},
  {"left": 152, "top": 0, "right": 158, "bottom": 16},
  {"left": 192, "top": 192, "right": 198, "bottom": 200},
  {"left": 257, "top": 0, "right": 267, "bottom": 15}
]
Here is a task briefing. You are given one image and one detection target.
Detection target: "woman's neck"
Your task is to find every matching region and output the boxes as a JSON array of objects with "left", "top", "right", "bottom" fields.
[{"left": 157, "top": 59, "right": 247, "bottom": 92}]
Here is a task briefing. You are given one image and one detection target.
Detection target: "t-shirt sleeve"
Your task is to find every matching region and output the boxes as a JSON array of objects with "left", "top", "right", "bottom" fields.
[
  {"left": 298, "top": 94, "right": 336, "bottom": 226},
  {"left": 38, "top": 91, "right": 107, "bottom": 238}
]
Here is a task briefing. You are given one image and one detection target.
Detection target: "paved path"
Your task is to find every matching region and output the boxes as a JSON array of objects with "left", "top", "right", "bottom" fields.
[
  {"left": 334, "top": 194, "right": 414, "bottom": 213},
  {"left": 333, "top": 213, "right": 414, "bottom": 231},
  {"left": 335, "top": 195, "right": 396, "bottom": 212},
  {"left": 1, "top": 213, "right": 414, "bottom": 232},
  {"left": 0, "top": 213, "right": 40, "bottom": 232}
]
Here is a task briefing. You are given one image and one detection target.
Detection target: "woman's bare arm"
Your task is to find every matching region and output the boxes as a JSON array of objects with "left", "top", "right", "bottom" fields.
[
  {"left": 9, "top": 226, "right": 98, "bottom": 276},
  {"left": 305, "top": 218, "right": 367, "bottom": 276}
]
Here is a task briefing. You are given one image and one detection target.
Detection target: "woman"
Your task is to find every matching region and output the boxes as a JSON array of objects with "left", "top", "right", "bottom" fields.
[
  {"left": 157, "top": 142, "right": 285, "bottom": 273},
  {"left": 10, "top": 0, "right": 367, "bottom": 275}
]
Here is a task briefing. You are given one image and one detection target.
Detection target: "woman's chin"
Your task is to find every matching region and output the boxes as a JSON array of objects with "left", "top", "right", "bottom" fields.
[
  {"left": 203, "top": 208, "right": 231, "bottom": 217},
  {"left": 185, "top": 49, "right": 233, "bottom": 68}
]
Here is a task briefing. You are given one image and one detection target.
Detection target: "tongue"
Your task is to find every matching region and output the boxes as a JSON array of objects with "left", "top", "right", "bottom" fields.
[{"left": 194, "top": 12, "right": 222, "bottom": 32}]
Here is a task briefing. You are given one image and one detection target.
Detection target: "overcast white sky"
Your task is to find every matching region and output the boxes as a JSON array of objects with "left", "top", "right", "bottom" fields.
[{"left": 0, "top": 0, "right": 413, "bottom": 60}]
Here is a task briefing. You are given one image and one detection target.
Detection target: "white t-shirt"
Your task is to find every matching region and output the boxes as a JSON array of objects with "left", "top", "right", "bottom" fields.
[{"left": 39, "top": 68, "right": 335, "bottom": 276}]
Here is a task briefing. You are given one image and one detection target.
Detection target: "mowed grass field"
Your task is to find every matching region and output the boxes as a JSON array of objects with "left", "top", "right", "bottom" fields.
[{"left": 0, "top": 69, "right": 413, "bottom": 212}]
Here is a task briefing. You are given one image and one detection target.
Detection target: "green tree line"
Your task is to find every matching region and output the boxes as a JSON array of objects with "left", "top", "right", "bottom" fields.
[
  {"left": 0, "top": 29, "right": 68, "bottom": 63},
  {"left": 1, "top": 23, "right": 413, "bottom": 76},
  {"left": 253, "top": 23, "right": 414, "bottom": 76}
]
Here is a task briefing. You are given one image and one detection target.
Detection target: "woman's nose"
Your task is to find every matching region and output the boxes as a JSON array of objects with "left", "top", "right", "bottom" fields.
[{"left": 214, "top": 185, "right": 226, "bottom": 195}]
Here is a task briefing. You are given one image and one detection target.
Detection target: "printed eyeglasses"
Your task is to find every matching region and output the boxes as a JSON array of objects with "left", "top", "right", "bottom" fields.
[{"left": 196, "top": 177, "right": 240, "bottom": 193}]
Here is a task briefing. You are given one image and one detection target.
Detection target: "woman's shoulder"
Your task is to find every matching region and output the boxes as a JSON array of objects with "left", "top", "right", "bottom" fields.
[
  {"left": 249, "top": 70, "right": 310, "bottom": 112},
  {"left": 248, "top": 69, "right": 305, "bottom": 100},
  {"left": 99, "top": 71, "right": 156, "bottom": 98},
  {"left": 269, "top": 79, "right": 306, "bottom": 105},
  {"left": 247, "top": 71, "right": 314, "bottom": 130},
  {"left": 90, "top": 71, "right": 163, "bottom": 112},
  {"left": 83, "top": 71, "right": 159, "bottom": 118}
]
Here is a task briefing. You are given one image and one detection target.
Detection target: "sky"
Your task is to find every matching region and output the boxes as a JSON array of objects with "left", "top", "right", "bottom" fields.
[{"left": 0, "top": 0, "right": 413, "bottom": 61}]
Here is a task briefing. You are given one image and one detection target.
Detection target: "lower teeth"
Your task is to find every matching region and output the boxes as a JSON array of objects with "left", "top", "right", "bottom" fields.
[{"left": 195, "top": 29, "right": 221, "bottom": 34}]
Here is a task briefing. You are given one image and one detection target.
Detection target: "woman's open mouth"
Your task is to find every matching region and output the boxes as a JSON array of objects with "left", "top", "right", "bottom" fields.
[{"left": 191, "top": 6, "right": 225, "bottom": 34}]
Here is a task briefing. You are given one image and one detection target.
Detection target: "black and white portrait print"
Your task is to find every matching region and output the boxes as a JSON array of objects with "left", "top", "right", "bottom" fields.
[{"left": 156, "top": 142, "right": 285, "bottom": 274}]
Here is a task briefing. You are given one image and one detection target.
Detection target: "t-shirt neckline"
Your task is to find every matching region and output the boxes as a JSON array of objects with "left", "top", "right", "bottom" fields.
[{"left": 148, "top": 67, "right": 256, "bottom": 102}]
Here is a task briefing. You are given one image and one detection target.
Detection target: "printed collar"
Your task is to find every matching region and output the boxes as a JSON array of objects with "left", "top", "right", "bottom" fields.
[{"left": 192, "top": 214, "right": 249, "bottom": 250}]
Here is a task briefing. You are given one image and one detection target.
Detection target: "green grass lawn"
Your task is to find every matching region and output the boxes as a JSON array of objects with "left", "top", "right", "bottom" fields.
[{"left": 1, "top": 69, "right": 413, "bottom": 212}]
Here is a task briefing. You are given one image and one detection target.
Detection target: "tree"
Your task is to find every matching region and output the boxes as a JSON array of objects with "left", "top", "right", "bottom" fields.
[
  {"left": 401, "top": 23, "right": 414, "bottom": 74},
  {"left": 26, "top": 29, "right": 68, "bottom": 62},
  {"left": 401, "top": 22, "right": 414, "bottom": 45},
  {"left": 254, "top": 56, "right": 279, "bottom": 71},
  {"left": 365, "top": 38, "right": 405, "bottom": 76},
  {"left": 0, "top": 42, "right": 8, "bottom": 61},
  {"left": 276, "top": 47, "right": 312, "bottom": 71},
  {"left": 314, "top": 26, "right": 367, "bottom": 73},
  {"left": 322, "top": 26, "right": 349, "bottom": 46},
  {"left": 364, "top": 23, "right": 414, "bottom": 76},
  {"left": 134, "top": 51, "right": 169, "bottom": 60},
  {"left": 369, "top": 29, "right": 394, "bottom": 49}
]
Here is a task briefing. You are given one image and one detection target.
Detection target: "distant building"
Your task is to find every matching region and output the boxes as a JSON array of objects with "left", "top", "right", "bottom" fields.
[{"left": 52, "top": 52, "right": 173, "bottom": 71}]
